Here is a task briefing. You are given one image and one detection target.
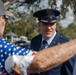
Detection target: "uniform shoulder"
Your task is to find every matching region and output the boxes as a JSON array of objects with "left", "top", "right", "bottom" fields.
[
  {"left": 60, "top": 35, "right": 71, "bottom": 41},
  {"left": 31, "top": 34, "right": 42, "bottom": 41}
]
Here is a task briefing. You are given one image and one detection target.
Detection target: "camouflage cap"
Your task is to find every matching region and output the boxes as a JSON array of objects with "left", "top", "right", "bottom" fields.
[{"left": 0, "top": 0, "right": 13, "bottom": 17}]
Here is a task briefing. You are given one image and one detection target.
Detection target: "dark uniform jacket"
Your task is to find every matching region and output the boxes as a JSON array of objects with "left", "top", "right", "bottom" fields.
[{"left": 30, "top": 31, "right": 76, "bottom": 75}]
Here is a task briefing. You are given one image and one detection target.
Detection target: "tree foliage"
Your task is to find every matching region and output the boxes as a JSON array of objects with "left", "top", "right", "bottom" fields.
[
  {"left": 2, "top": 0, "right": 76, "bottom": 40},
  {"left": 61, "top": 23, "right": 76, "bottom": 39},
  {"left": 4, "top": 13, "right": 39, "bottom": 40}
]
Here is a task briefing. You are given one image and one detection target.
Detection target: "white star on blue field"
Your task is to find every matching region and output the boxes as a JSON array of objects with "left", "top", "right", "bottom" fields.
[{"left": 0, "top": 38, "right": 30, "bottom": 73}]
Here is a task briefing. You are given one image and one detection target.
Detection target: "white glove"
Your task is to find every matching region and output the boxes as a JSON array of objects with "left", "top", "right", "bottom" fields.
[
  {"left": 5, "top": 53, "right": 35, "bottom": 75},
  {"left": 19, "top": 55, "right": 34, "bottom": 75}
]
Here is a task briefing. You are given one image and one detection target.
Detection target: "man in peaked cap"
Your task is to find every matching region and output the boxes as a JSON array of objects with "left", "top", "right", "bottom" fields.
[{"left": 30, "top": 8, "right": 76, "bottom": 75}]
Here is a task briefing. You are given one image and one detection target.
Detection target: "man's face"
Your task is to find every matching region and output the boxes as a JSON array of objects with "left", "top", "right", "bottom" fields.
[
  {"left": 0, "top": 16, "right": 6, "bottom": 37},
  {"left": 38, "top": 21, "right": 56, "bottom": 39}
]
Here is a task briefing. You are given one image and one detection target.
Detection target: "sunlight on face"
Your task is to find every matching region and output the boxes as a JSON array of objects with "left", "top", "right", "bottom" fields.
[
  {"left": 38, "top": 22, "right": 56, "bottom": 39},
  {"left": 0, "top": 16, "right": 6, "bottom": 37}
]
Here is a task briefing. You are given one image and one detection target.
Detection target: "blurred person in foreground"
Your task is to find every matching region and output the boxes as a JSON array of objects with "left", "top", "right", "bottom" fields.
[
  {"left": 29, "top": 8, "right": 76, "bottom": 75},
  {"left": 0, "top": 0, "right": 76, "bottom": 75}
]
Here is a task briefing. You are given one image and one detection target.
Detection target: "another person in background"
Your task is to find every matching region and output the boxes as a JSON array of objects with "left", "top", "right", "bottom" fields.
[{"left": 30, "top": 9, "right": 76, "bottom": 75}]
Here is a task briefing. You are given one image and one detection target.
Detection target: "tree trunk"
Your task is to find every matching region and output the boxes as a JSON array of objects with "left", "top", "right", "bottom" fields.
[{"left": 5, "top": 0, "right": 17, "bottom": 10}]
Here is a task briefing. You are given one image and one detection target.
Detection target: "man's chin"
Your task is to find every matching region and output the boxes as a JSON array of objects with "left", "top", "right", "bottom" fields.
[{"left": 45, "top": 35, "right": 52, "bottom": 39}]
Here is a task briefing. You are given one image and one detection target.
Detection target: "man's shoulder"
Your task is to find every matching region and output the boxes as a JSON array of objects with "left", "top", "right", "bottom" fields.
[
  {"left": 31, "top": 34, "right": 42, "bottom": 49},
  {"left": 56, "top": 31, "right": 70, "bottom": 43},
  {"left": 59, "top": 34, "right": 71, "bottom": 43},
  {"left": 31, "top": 34, "right": 42, "bottom": 41},
  {"left": 56, "top": 31, "right": 70, "bottom": 41},
  {"left": 60, "top": 35, "right": 70, "bottom": 40}
]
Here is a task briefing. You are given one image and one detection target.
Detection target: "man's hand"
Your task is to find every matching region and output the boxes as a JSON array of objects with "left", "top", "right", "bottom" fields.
[
  {"left": 5, "top": 55, "right": 35, "bottom": 75},
  {"left": 11, "top": 63, "right": 21, "bottom": 75}
]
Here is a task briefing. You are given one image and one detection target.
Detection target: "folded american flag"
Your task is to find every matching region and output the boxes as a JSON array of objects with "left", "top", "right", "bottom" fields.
[{"left": 0, "top": 38, "right": 33, "bottom": 75}]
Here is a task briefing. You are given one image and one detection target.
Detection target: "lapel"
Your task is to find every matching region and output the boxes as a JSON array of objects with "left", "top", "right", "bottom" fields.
[
  {"left": 48, "top": 31, "right": 61, "bottom": 47},
  {"left": 36, "top": 35, "right": 42, "bottom": 50}
]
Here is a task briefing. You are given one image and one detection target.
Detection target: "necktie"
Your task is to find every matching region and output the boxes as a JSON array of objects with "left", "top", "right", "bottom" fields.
[{"left": 41, "top": 40, "right": 47, "bottom": 49}]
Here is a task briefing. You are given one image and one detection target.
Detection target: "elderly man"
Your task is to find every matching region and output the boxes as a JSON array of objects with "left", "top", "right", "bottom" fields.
[
  {"left": 0, "top": 0, "right": 35, "bottom": 75},
  {"left": 0, "top": 0, "right": 76, "bottom": 75}
]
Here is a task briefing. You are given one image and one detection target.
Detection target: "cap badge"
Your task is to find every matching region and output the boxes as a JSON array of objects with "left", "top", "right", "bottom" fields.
[{"left": 46, "top": 10, "right": 51, "bottom": 15}]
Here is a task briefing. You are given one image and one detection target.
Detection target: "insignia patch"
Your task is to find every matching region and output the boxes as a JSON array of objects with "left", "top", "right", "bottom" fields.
[{"left": 46, "top": 9, "right": 51, "bottom": 15}]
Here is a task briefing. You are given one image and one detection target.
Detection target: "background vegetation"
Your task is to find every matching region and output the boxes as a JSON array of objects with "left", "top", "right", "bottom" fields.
[{"left": 2, "top": 0, "right": 76, "bottom": 40}]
